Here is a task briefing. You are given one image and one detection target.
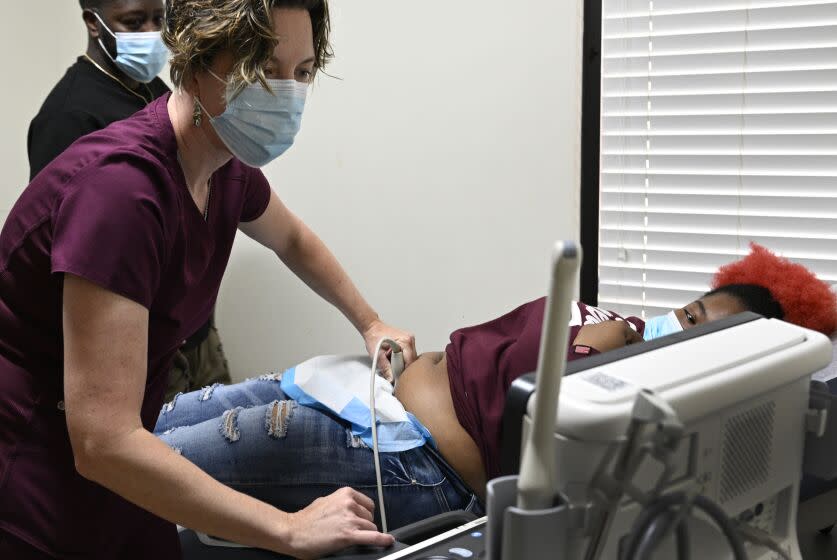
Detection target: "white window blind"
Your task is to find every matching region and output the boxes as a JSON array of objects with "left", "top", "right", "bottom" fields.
[{"left": 598, "top": 0, "right": 837, "bottom": 319}]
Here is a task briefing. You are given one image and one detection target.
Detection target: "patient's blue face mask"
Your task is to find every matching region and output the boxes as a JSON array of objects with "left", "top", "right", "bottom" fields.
[
  {"left": 200, "top": 70, "right": 308, "bottom": 168},
  {"left": 643, "top": 310, "right": 684, "bottom": 341},
  {"left": 94, "top": 11, "right": 168, "bottom": 84}
]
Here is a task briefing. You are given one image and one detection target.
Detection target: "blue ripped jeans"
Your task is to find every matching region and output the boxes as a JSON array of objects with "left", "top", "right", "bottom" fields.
[{"left": 153, "top": 373, "right": 483, "bottom": 530}]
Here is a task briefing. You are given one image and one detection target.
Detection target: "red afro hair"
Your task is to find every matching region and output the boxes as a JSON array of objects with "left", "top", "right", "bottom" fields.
[{"left": 712, "top": 243, "right": 837, "bottom": 335}]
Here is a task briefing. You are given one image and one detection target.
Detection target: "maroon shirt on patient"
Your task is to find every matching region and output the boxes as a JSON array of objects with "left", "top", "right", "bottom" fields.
[
  {"left": 0, "top": 94, "right": 270, "bottom": 558},
  {"left": 445, "top": 298, "right": 645, "bottom": 480}
]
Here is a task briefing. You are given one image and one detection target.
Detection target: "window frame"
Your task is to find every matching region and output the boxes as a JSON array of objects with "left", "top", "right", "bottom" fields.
[{"left": 580, "top": 0, "right": 604, "bottom": 305}]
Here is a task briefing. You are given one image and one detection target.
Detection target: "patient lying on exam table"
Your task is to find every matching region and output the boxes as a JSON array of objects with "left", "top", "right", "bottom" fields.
[{"left": 155, "top": 244, "right": 837, "bottom": 531}]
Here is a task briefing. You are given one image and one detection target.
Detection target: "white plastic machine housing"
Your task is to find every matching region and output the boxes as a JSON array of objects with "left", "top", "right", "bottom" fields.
[{"left": 518, "top": 317, "right": 833, "bottom": 559}]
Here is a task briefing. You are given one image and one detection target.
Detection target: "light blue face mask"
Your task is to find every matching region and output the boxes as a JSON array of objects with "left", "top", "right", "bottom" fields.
[
  {"left": 94, "top": 12, "right": 168, "bottom": 84},
  {"left": 643, "top": 310, "right": 684, "bottom": 341},
  {"left": 201, "top": 71, "right": 308, "bottom": 168}
]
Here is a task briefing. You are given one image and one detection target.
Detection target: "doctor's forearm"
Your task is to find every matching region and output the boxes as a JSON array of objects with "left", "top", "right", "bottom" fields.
[
  {"left": 75, "top": 427, "right": 293, "bottom": 554},
  {"left": 277, "top": 222, "right": 379, "bottom": 334}
]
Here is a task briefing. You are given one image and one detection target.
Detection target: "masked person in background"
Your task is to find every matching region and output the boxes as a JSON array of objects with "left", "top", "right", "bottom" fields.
[
  {"left": 27, "top": 1, "right": 231, "bottom": 404},
  {"left": 1, "top": 1, "right": 415, "bottom": 558},
  {"left": 28, "top": 0, "right": 169, "bottom": 178}
]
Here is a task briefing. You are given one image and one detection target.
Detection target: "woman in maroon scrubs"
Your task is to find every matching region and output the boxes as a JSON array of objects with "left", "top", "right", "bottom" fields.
[{"left": 0, "top": 1, "right": 411, "bottom": 558}]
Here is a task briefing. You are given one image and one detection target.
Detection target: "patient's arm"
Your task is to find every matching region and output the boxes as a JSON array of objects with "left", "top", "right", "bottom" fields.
[{"left": 572, "top": 320, "right": 643, "bottom": 353}]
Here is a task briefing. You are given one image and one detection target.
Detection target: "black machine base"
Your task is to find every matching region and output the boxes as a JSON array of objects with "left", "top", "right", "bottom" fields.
[{"left": 179, "top": 511, "right": 484, "bottom": 560}]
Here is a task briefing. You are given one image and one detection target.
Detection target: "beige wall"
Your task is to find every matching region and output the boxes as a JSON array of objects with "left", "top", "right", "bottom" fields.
[
  {"left": 1, "top": 3, "right": 88, "bottom": 212},
  {"left": 217, "top": 1, "right": 585, "bottom": 379},
  {"left": 0, "top": 1, "right": 584, "bottom": 381}
]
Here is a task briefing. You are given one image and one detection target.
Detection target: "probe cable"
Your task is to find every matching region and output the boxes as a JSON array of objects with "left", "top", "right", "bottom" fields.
[
  {"left": 369, "top": 338, "right": 405, "bottom": 534},
  {"left": 620, "top": 492, "right": 747, "bottom": 560}
]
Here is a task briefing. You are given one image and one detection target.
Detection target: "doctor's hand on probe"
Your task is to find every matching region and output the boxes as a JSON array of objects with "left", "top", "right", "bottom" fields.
[
  {"left": 362, "top": 319, "right": 417, "bottom": 381},
  {"left": 573, "top": 320, "right": 643, "bottom": 353}
]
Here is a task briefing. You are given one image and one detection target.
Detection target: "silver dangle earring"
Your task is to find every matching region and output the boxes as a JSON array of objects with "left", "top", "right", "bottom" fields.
[{"left": 193, "top": 97, "right": 203, "bottom": 127}]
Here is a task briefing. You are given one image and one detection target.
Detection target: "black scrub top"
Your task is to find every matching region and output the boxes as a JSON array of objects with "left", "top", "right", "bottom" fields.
[{"left": 27, "top": 56, "right": 170, "bottom": 180}]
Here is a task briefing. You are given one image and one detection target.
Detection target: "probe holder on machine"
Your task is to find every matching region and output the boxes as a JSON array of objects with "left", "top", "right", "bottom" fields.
[
  {"left": 486, "top": 387, "right": 686, "bottom": 560},
  {"left": 486, "top": 476, "right": 579, "bottom": 560}
]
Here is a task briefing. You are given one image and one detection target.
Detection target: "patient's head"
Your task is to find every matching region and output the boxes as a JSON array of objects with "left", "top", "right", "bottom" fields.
[
  {"left": 673, "top": 284, "right": 783, "bottom": 331},
  {"left": 653, "top": 243, "right": 837, "bottom": 337}
]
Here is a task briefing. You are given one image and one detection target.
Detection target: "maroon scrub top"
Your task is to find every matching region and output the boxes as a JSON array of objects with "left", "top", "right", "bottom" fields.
[
  {"left": 0, "top": 93, "right": 271, "bottom": 558},
  {"left": 445, "top": 299, "right": 645, "bottom": 480}
]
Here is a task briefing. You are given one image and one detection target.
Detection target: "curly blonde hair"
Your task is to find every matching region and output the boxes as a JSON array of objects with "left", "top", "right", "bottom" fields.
[{"left": 163, "top": 0, "right": 332, "bottom": 97}]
